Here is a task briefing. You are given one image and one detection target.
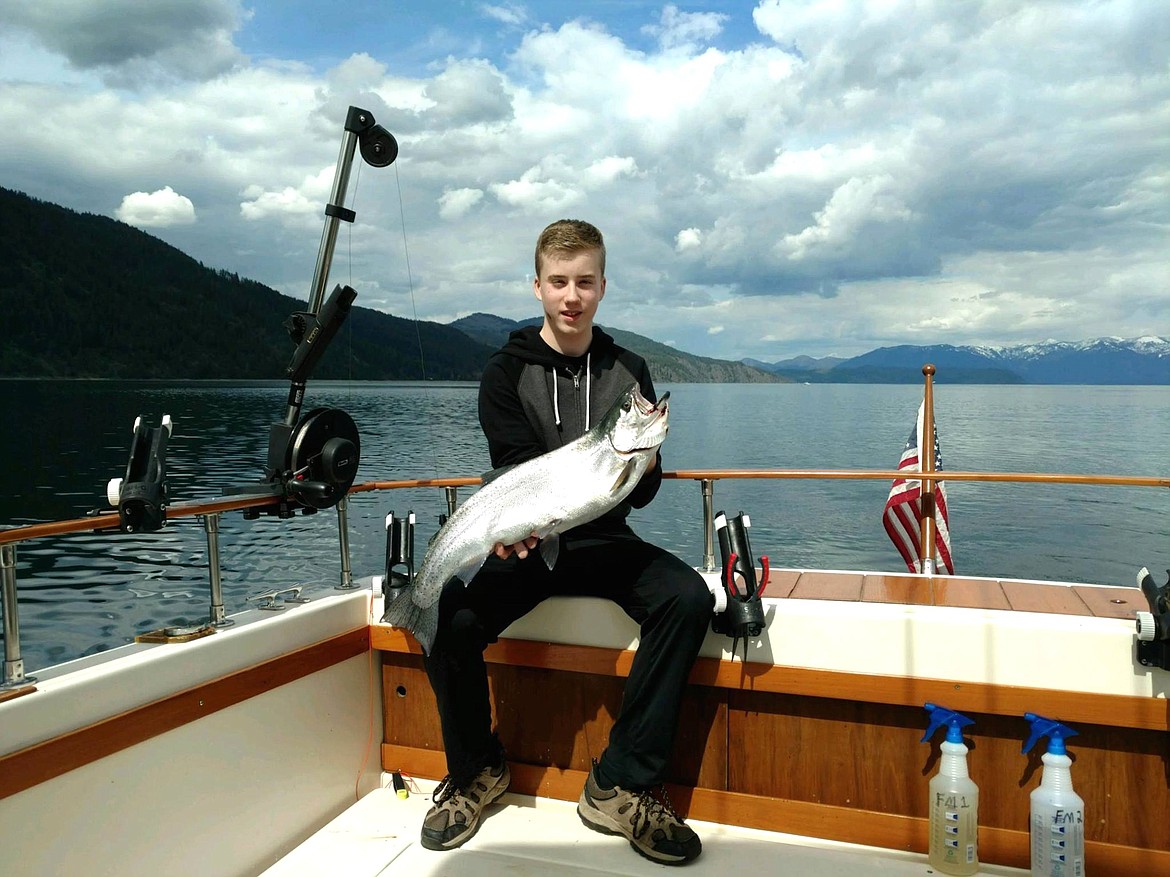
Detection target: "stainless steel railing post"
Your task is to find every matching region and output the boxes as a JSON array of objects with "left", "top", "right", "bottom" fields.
[
  {"left": 335, "top": 496, "right": 357, "bottom": 590},
  {"left": 700, "top": 478, "right": 716, "bottom": 572},
  {"left": 2, "top": 543, "right": 34, "bottom": 687},
  {"left": 203, "top": 513, "right": 234, "bottom": 627}
]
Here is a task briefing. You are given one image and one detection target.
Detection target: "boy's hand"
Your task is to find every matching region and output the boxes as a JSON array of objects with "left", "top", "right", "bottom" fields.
[{"left": 493, "top": 533, "right": 540, "bottom": 560}]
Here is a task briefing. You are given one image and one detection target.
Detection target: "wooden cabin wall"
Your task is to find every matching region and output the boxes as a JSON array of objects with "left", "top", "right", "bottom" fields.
[{"left": 380, "top": 649, "right": 1170, "bottom": 868}]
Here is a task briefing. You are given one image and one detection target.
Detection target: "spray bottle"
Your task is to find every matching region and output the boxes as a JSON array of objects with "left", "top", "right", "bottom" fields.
[
  {"left": 922, "top": 702, "right": 980, "bottom": 876},
  {"left": 1022, "top": 713, "right": 1085, "bottom": 877}
]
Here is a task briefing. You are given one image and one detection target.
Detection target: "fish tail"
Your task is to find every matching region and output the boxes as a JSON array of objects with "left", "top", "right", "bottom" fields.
[{"left": 380, "top": 591, "right": 439, "bottom": 656}]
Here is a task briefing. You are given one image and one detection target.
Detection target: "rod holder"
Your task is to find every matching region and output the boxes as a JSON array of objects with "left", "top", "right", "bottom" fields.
[
  {"left": 700, "top": 478, "right": 716, "bottom": 572},
  {"left": 203, "top": 514, "right": 234, "bottom": 628},
  {"left": 2, "top": 543, "right": 34, "bottom": 687},
  {"left": 444, "top": 486, "right": 459, "bottom": 518},
  {"left": 335, "top": 497, "right": 357, "bottom": 590}
]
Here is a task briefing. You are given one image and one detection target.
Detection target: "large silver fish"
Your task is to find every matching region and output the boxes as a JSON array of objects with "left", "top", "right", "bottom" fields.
[{"left": 382, "top": 383, "right": 670, "bottom": 654}]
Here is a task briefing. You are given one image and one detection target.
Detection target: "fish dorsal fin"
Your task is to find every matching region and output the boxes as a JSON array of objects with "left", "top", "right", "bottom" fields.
[{"left": 539, "top": 534, "right": 561, "bottom": 570}]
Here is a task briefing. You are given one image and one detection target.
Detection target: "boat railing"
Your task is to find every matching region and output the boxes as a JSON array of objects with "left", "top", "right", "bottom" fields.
[
  {"left": 350, "top": 469, "right": 1169, "bottom": 574},
  {"left": 2, "top": 465, "right": 1166, "bottom": 691}
]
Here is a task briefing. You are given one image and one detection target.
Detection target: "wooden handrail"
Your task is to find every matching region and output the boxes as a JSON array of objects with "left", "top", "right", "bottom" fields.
[
  {"left": 0, "top": 492, "right": 292, "bottom": 545},
  {"left": 1, "top": 470, "right": 1165, "bottom": 546},
  {"left": 661, "top": 470, "right": 1169, "bottom": 486},
  {"left": 348, "top": 477, "right": 482, "bottom": 493}
]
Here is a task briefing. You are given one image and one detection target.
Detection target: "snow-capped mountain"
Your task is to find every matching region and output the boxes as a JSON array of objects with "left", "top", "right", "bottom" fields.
[{"left": 751, "top": 337, "right": 1170, "bottom": 384}]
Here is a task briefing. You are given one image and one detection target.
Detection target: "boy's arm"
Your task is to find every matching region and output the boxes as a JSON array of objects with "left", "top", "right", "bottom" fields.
[
  {"left": 478, "top": 358, "right": 545, "bottom": 469},
  {"left": 478, "top": 358, "right": 546, "bottom": 559}
]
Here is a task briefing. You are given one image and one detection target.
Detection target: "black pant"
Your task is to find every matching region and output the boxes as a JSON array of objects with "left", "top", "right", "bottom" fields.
[{"left": 422, "top": 536, "right": 712, "bottom": 790}]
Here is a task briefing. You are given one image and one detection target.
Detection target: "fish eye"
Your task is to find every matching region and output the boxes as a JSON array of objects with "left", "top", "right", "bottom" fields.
[{"left": 621, "top": 398, "right": 632, "bottom": 412}]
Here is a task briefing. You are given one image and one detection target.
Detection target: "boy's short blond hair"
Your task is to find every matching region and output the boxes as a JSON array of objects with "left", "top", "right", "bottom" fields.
[{"left": 534, "top": 219, "right": 606, "bottom": 279}]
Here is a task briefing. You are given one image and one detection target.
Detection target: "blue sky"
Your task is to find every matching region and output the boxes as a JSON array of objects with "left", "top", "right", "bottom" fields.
[
  {"left": 0, "top": 1, "right": 1166, "bottom": 361},
  {"left": 234, "top": 2, "right": 767, "bottom": 73}
]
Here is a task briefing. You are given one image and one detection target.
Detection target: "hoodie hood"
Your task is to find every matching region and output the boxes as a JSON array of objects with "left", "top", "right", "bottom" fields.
[
  {"left": 498, "top": 324, "right": 616, "bottom": 368},
  {"left": 493, "top": 324, "right": 620, "bottom": 435}
]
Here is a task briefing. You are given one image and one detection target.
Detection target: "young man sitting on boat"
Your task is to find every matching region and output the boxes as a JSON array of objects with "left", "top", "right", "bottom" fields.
[{"left": 418, "top": 219, "right": 712, "bottom": 865}]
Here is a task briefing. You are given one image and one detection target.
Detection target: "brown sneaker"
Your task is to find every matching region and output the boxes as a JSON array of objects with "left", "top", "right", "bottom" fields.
[
  {"left": 420, "top": 762, "right": 510, "bottom": 851},
  {"left": 577, "top": 766, "right": 702, "bottom": 865}
]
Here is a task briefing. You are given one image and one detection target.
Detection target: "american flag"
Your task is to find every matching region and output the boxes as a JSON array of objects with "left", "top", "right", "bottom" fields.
[{"left": 882, "top": 401, "right": 953, "bottom": 575}]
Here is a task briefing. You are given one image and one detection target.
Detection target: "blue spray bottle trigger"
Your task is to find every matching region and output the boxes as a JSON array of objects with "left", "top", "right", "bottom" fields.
[
  {"left": 922, "top": 702, "right": 975, "bottom": 744},
  {"left": 1022, "top": 712, "right": 1079, "bottom": 755}
]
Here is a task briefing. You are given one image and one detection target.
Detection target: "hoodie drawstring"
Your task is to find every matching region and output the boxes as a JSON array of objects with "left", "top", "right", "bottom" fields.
[
  {"left": 552, "top": 368, "right": 560, "bottom": 427},
  {"left": 585, "top": 352, "right": 591, "bottom": 430},
  {"left": 551, "top": 351, "right": 591, "bottom": 430}
]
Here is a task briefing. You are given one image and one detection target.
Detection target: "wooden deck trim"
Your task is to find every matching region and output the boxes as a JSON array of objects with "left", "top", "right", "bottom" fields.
[
  {"left": 0, "top": 626, "right": 369, "bottom": 801},
  {"left": 370, "top": 625, "right": 1169, "bottom": 732},
  {"left": 0, "top": 685, "right": 37, "bottom": 704},
  {"left": 783, "top": 570, "right": 1140, "bottom": 618},
  {"left": 382, "top": 742, "right": 1164, "bottom": 875}
]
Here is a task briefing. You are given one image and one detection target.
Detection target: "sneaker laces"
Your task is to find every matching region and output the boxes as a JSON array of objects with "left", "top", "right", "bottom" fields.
[
  {"left": 432, "top": 775, "right": 460, "bottom": 806},
  {"left": 630, "top": 785, "right": 684, "bottom": 838},
  {"left": 433, "top": 768, "right": 495, "bottom": 808}
]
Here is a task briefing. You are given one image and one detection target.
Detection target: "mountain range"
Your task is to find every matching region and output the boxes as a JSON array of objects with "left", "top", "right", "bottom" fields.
[
  {"left": 1, "top": 186, "right": 1165, "bottom": 384},
  {"left": 451, "top": 313, "right": 780, "bottom": 383},
  {"left": 746, "top": 338, "right": 1170, "bottom": 384}
]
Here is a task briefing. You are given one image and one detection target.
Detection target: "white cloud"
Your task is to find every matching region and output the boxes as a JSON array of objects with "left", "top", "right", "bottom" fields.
[
  {"left": 115, "top": 187, "right": 196, "bottom": 228},
  {"left": 239, "top": 167, "right": 333, "bottom": 227},
  {"left": 643, "top": 4, "right": 727, "bottom": 52},
  {"left": 780, "top": 175, "right": 914, "bottom": 262},
  {"left": 489, "top": 164, "right": 583, "bottom": 213},
  {"left": 675, "top": 228, "right": 702, "bottom": 252},
  {"left": 480, "top": 3, "right": 527, "bottom": 29},
  {"left": 438, "top": 188, "right": 484, "bottom": 220},
  {"left": 582, "top": 156, "right": 638, "bottom": 187},
  {"left": 421, "top": 58, "right": 512, "bottom": 125}
]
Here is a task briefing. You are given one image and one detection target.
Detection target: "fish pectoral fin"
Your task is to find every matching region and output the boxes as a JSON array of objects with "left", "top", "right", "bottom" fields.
[
  {"left": 539, "top": 534, "right": 561, "bottom": 570},
  {"left": 611, "top": 459, "right": 637, "bottom": 494},
  {"left": 453, "top": 556, "right": 488, "bottom": 587}
]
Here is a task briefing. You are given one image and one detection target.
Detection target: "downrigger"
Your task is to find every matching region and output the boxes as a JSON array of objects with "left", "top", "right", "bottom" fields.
[{"left": 226, "top": 106, "right": 398, "bottom": 518}]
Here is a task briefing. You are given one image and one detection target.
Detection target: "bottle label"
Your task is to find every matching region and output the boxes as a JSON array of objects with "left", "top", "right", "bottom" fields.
[
  {"left": 1032, "top": 808, "right": 1085, "bottom": 877},
  {"left": 930, "top": 793, "right": 978, "bottom": 871}
]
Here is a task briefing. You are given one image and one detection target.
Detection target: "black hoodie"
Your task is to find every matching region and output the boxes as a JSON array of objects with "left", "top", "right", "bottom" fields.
[{"left": 477, "top": 325, "right": 663, "bottom": 542}]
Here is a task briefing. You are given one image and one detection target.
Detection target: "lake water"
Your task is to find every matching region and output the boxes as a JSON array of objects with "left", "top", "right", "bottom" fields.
[{"left": 1, "top": 379, "right": 1167, "bottom": 673}]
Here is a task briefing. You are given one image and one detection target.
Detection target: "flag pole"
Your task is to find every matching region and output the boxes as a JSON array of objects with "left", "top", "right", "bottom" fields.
[{"left": 919, "top": 364, "right": 937, "bottom": 576}]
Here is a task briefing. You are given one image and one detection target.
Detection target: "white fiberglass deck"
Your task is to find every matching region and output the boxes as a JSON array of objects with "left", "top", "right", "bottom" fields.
[{"left": 263, "top": 778, "right": 1028, "bottom": 877}]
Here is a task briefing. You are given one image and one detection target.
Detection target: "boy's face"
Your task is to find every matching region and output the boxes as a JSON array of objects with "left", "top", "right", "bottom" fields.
[{"left": 534, "top": 247, "right": 606, "bottom": 356}]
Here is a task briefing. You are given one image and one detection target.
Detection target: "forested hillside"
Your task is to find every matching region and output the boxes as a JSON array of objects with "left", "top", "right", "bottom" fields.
[{"left": 0, "top": 187, "right": 493, "bottom": 379}]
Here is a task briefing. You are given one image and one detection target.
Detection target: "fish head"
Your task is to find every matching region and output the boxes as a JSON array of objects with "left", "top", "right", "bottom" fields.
[{"left": 600, "top": 384, "right": 670, "bottom": 457}]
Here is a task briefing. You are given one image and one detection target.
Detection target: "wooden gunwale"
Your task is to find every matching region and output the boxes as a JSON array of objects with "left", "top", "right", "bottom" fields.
[{"left": 0, "top": 626, "right": 369, "bottom": 802}]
